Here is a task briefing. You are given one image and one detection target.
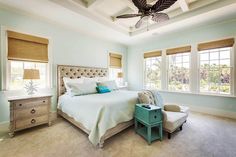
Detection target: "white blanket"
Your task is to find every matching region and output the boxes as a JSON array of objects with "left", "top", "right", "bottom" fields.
[{"left": 58, "top": 90, "right": 138, "bottom": 145}]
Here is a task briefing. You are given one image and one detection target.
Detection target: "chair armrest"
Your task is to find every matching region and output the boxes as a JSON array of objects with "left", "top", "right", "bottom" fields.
[{"left": 164, "top": 104, "right": 181, "bottom": 112}]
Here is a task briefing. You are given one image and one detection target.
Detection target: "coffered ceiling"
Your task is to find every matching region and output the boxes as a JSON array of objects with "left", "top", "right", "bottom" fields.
[
  {"left": 50, "top": 0, "right": 230, "bottom": 34},
  {"left": 1, "top": 0, "right": 236, "bottom": 45}
]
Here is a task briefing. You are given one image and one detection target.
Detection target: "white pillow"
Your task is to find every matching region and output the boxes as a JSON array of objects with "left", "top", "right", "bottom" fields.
[
  {"left": 97, "top": 80, "right": 118, "bottom": 91},
  {"left": 97, "top": 77, "right": 109, "bottom": 82},
  {"left": 67, "top": 82, "right": 97, "bottom": 96},
  {"left": 82, "top": 77, "right": 99, "bottom": 83},
  {"left": 63, "top": 77, "right": 84, "bottom": 92}
]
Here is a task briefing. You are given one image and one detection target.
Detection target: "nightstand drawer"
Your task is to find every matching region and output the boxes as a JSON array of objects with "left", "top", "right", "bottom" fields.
[
  {"left": 15, "top": 115, "right": 48, "bottom": 130},
  {"left": 135, "top": 104, "right": 162, "bottom": 124},
  {"left": 14, "top": 105, "right": 48, "bottom": 119},
  {"left": 149, "top": 110, "right": 162, "bottom": 123},
  {"left": 14, "top": 98, "right": 48, "bottom": 109}
]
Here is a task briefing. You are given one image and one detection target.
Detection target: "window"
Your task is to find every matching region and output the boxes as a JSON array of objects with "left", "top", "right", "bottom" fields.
[
  {"left": 168, "top": 53, "right": 190, "bottom": 91},
  {"left": 199, "top": 47, "right": 232, "bottom": 95},
  {"left": 8, "top": 61, "right": 48, "bottom": 90},
  {"left": 7, "top": 30, "right": 49, "bottom": 91},
  {"left": 109, "top": 53, "right": 122, "bottom": 83},
  {"left": 109, "top": 68, "right": 122, "bottom": 81},
  {"left": 144, "top": 53, "right": 162, "bottom": 90}
]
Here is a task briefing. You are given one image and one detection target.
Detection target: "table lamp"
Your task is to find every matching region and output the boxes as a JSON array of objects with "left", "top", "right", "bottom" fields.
[
  {"left": 117, "top": 72, "right": 123, "bottom": 86},
  {"left": 23, "top": 69, "right": 40, "bottom": 95}
]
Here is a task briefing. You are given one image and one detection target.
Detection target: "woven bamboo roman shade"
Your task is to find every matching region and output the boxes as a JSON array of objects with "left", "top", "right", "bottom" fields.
[
  {"left": 109, "top": 53, "right": 122, "bottom": 68},
  {"left": 198, "top": 38, "right": 234, "bottom": 51},
  {"left": 144, "top": 50, "right": 162, "bottom": 58},
  {"left": 7, "top": 31, "right": 49, "bottom": 62},
  {"left": 166, "top": 45, "right": 191, "bottom": 55}
]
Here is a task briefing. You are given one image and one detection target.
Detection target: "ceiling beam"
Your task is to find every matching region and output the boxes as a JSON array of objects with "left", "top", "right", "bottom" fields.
[
  {"left": 86, "top": 0, "right": 104, "bottom": 8},
  {"left": 178, "top": 0, "right": 189, "bottom": 12}
]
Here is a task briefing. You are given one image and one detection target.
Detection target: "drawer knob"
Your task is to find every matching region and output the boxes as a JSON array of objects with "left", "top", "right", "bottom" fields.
[
  {"left": 19, "top": 104, "right": 22, "bottom": 106},
  {"left": 31, "top": 109, "right": 36, "bottom": 114},
  {"left": 31, "top": 119, "right": 36, "bottom": 124},
  {"left": 154, "top": 116, "right": 157, "bottom": 119},
  {"left": 43, "top": 101, "right": 45, "bottom": 103}
]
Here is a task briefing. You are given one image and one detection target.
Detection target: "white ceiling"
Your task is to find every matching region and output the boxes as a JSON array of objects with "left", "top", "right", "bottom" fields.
[{"left": 1, "top": 0, "right": 236, "bottom": 45}]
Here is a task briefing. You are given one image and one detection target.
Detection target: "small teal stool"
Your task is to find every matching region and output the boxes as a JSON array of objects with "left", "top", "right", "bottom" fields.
[{"left": 134, "top": 104, "right": 163, "bottom": 144}]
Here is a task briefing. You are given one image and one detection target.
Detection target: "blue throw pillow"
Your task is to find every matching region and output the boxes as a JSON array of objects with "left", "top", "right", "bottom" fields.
[{"left": 96, "top": 86, "right": 111, "bottom": 93}]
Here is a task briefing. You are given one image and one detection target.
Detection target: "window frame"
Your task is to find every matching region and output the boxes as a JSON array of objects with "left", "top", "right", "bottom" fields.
[
  {"left": 141, "top": 40, "right": 235, "bottom": 97},
  {"left": 0, "top": 26, "right": 52, "bottom": 91},
  {"left": 143, "top": 56, "right": 162, "bottom": 90},
  {"left": 167, "top": 52, "right": 191, "bottom": 92},
  {"left": 6, "top": 60, "right": 51, "bottom": 91},
  {"left": 197, "top": 47, "right": 234, "bottom": 96},
  {"left": 108, "top": 52, "right": 123, "bottom": 82}
]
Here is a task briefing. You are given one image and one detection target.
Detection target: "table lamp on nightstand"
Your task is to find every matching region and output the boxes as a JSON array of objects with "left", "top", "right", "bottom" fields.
[
  {"left": 23, "top": 69, "right": 40, "bottom": 95},
  {"left": 117, "top": 72, "right": 123, "bottom": 86}
]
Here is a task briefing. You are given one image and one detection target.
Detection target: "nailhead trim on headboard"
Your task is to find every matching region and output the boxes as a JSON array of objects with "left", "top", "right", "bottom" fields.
[{"left": 57, "top": 65, "right": 108, "bottom": 96}]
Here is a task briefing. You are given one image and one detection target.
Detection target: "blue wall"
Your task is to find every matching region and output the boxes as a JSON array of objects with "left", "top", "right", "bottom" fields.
[
  {"left": 0, "top": 8, "right": 127, "bottom": 123},
  {"left": 127, "top": 19, "right": 236, "bottom": 118}
]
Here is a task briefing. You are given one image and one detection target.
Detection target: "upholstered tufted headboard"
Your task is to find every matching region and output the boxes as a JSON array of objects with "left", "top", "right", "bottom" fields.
[{"left": 57, "top": 65, "right": 108, "bottom": 97}]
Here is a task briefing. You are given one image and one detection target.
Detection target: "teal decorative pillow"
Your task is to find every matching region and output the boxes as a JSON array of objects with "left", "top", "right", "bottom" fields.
[{"left": 96, "top": 86, "right": 111, "bottom": 93}]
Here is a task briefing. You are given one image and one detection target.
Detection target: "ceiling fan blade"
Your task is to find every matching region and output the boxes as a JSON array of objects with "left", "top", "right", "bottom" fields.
[
  {"left": 135, "top": 15, "right": 151, "bottom": 28},
  {"left": 152, "top": 13, "right": 169, "bottom": 22},
  {"left": 151, "top": 0, "right": 178, "bottom": 12},
  {"left": 132, "top": 0, "right": 149, "bottom": 11},
  {"left": 116, "top": 14, "right": 142, "bottom": 18},
  {"left": 135, "top": 17, "right": 145, "bottom": 28}
]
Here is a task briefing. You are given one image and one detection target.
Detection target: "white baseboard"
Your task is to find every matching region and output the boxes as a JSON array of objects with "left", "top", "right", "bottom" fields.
[
  {"left": 0, "top": 111, "right": 58, "bottom": 129},
  {"left": 184, "top": 104, "right": 236, "bottom": 119}
]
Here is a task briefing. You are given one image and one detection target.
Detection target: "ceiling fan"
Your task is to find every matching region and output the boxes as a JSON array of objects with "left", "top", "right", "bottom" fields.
[{"left": 116, "top": 0, "right": 178, "bottom": 29}]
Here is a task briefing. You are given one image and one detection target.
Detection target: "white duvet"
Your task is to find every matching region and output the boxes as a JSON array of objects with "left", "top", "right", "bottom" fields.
[{"left": 58, "top": 90, "right": 138, "bottom": 145}]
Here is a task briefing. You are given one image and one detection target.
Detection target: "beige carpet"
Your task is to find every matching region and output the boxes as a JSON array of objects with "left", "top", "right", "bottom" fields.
[{"left": 0, "top": 112, "right": 236, "bottom": 157}]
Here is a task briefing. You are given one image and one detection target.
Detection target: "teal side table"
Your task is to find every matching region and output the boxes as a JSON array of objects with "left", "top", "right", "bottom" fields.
[{"left": 134, "top": 104, "right": 163, "bottom": 144}]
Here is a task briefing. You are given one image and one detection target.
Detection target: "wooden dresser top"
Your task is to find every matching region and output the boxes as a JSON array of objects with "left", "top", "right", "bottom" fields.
[{"left": 8, "top": 94, "right": 52, "bottom": 102}]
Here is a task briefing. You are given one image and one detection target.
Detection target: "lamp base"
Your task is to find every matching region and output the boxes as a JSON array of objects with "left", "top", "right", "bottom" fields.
[{"left": 24, "top": 80, "right": 38, "bottom": 95}]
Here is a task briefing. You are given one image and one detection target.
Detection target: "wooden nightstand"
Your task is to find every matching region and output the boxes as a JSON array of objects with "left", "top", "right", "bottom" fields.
[
  {"left": 8, "top": 94, "right": 52, "bottom": 137},
  {"left": 135, "top": 104, "right": 163, "bottom": 144}
]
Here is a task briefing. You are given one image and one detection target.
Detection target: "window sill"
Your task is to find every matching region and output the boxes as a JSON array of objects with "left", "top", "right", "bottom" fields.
[
  {"left": 2, "top": 88, "right": 53, "bottom": 97},
  {"left": 157, "top": 90, "right": 236, "bottom": 98}
]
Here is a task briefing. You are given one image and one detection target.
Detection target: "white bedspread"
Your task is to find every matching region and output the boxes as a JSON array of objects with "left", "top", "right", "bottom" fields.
[{"left": 58, "top": 90, "right": 138, "bottom": 145}]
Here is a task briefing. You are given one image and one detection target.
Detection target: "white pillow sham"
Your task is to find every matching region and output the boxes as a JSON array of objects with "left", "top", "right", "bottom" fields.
[
  {"left": 97, "top": 77, "right": 109, "bottom": 82},
  {"left": 67, "top": 82, "right": 97, "bottom": 96},
  {"left": 97, "top": 80, "right": 118, "bottom": 91},
  {"left": 82, "top": 76, "right": 109, "bottom": 83},
  {"left": 82, "top": 77, "right": 99, "bottom": 83},
  {"left": 63, "top": 77, "right": 84, "bottom": 92}
]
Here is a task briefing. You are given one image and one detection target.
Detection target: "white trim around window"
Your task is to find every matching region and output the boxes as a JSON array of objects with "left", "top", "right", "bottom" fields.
[
  {"left": 0, "top": 26, "right": 53, "bottom": 92},
  {"left": 142, "top": 37, "right": 236, "bottom": 97}
]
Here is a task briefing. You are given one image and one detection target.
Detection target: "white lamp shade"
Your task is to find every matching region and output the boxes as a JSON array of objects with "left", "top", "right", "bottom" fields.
[
  {"left": 117, "top": 72, "right": 123, "bottom": 78},
  {"left": 23, "top": 69, "right": 40, "bottom": 80}
]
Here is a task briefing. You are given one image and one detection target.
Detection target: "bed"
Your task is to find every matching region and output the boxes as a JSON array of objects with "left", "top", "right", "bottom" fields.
[{"left": 57, "top": 65, "right": 138, "bottom": 148}]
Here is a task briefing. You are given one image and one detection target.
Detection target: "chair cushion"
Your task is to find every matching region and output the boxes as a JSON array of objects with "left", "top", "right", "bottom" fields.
[
  {"left": 163, "top": 111, "right": 187, "bottom": 133},
  {"left": 164, "top": 104, "right": 181, "bottom": 112}
]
